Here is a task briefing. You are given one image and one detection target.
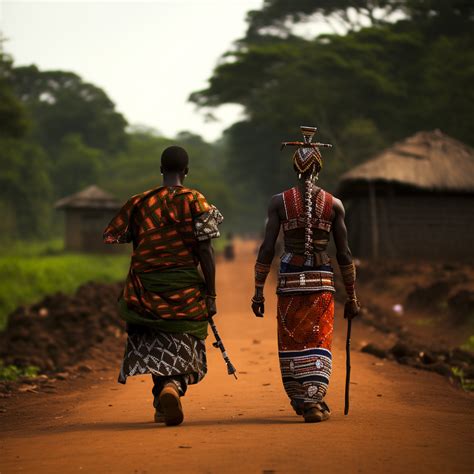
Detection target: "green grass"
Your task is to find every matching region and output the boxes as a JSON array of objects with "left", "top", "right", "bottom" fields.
[
  {"left": 0, "top": 240, "right": 129, "bottom": 330},
  {"left": 451, "top": 366, "right": 474, "bottom": 392},
  {"left": 0, "top": 361, "right": 39, "bottom": 381},
  {"left": 0, "top": 236, "right": 230, "bottom": 331},
  {"left": 461, "top": 335, "right": 474, "bottom": 352},
  {"left": 0, "top": 239, "right": 65, "bottom": 258}
]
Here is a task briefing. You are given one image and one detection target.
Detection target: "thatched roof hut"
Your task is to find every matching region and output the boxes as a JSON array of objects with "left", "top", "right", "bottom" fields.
[
  {"left": 55, "top": 185, "right": 122, "bottom": 253},
  {"left": 337, "top": 130, "right": 474, "bottom": 260},
  {"left": 55, "top": 185, "right": 120, "bottom": 211},
  {"left": 339, "top": 130, "right": 474, "bottom": 195}
]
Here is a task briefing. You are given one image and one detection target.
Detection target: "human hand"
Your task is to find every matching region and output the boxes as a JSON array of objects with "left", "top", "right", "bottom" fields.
[
  {"left": 251, "top": 296, "right": 265, "bottom": 318},
  {"left": 206, "top": 296, "right": 217, "bottom": 317},
  {"left": 344, "top": 298, "right": 360, "bottom": 320}
]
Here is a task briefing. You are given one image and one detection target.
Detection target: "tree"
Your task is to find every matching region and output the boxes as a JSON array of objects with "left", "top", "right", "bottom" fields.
[
  {"left": 0, "top": 45, "right": 28, "bottom": 139},
  {"left": 11, "top": 66, "right": 127, "bottom": 154},
  {"left": 0, "top": 139, "right": 52, "bottom": 239},
  {"left": 190, "top": 1, "right": 474, "bottom": 230},
  {"left": 0, "top": 44, "right": 129, "bottom": 240},
  {"left": 53, "top": 134, "right": 103, "bottom": 198},
  {"left": 245, "top": 0, "right": 405, "bottom": 38},
  {"left": 0, "top": 42, "right": 52, "bottom": 239},
  {"left": 244, "top": 0, "right": 473, "bottom": 38},
  {"left": 100, "top": 130, "right": 234, "bottom": 227}
]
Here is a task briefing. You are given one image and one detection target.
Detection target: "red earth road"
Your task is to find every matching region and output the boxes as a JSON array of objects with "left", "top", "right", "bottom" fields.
[{"left": 1, "top": 240, "right": 473, "bottom": 473}]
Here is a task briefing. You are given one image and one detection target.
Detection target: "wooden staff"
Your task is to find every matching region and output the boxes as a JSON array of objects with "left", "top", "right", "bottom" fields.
[
  {"left": 344, "top": 318, "right": 352, "bottom": 415},
  {"left": 209, "top": 317, "right": 237, "bottom": 379}
]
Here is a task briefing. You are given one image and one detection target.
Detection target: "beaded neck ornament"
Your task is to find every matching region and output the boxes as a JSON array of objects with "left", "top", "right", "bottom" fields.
[{"left": 281, "top": 126, "right": 332, "bottom": 267}]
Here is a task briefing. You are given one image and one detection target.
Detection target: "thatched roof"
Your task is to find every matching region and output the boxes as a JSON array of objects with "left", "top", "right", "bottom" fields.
[
  {"left": 338, "top": 130, "right": 474, "bottom": 195},
  {"left": 55, "top": 185, "right": 121, "bottom": 210}
]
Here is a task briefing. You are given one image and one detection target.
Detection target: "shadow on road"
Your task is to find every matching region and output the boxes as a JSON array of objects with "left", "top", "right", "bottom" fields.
[{"left": 9, "top": 416, "right": 305, "bottom": 437}]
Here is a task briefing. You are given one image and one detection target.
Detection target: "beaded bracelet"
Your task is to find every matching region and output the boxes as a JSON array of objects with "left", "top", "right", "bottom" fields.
[
  {"left": 339, "top": 262, "right": 357, "bottom": 298},
  {"left": 255, "top": 261, "right": 271, "bottom": 288}
]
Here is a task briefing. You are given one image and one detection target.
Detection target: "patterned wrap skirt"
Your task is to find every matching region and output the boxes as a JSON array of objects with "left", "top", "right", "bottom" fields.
[
  {"left": 118, "top": 326, "right": 207, "bottom": 385},
  {"left": 277, "top": 263, "right": 335, "bottom": 405}
]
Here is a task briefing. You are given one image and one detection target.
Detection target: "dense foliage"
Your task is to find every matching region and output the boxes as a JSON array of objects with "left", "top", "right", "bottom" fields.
[
  {"left": 190, "top": 0, "right": 474, "bottom": 229},
  {"left": 1, "top": 1, "right": 473, "bottom": 236},
  {"left": 0, "top": 42, "right": 230, "bottom": 240}
]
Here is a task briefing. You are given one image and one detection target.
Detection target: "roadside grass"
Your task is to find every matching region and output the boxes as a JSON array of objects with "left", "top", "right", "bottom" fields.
[
  {"left": 0, "top": 240, "right": 129, "bottom": 330},
  {"left": 0, "top": 361, "right": 39, "bottom": 381},
  {"left": 451, "top": 367, "right": 474, "bottom": 392},
  {"left": 0, "top": 239, "right": 65, "bottom": 258},
  {"left": 0, "top": 236, "right": 230, "bottom": 331},
  {"left": 461, "top": 335, "right": 474, "bottom": 353}
]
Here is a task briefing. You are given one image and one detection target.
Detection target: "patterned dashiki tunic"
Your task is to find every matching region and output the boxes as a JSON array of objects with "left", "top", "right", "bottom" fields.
[
  {"left": 277, "top": 186, "right": 335, "bottom": 408},
  {"left": 103, "top": 186, "right": 222, "bottom": 391}
]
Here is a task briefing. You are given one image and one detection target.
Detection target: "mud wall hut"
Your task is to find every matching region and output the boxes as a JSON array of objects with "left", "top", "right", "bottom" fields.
[
  {"left": 55, "top": 185, "right": 122, "bottom": 253},
  {"left": 337, "top": 130, "right": 474, "bottom": 261}
]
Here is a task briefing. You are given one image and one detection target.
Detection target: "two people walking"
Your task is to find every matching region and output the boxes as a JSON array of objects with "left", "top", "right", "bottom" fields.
[{"left": 104, "top": 127, "right": 359, "bottom": 426}]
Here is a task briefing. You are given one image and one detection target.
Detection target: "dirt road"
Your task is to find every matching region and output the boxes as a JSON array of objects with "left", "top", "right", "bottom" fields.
[{"left": 1, "top": 241, "right": 473, "bottom": 473}]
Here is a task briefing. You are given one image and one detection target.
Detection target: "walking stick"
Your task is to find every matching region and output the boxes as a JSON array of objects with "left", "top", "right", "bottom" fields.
[
  {"left": 208, "top": 317, "right": 237, "bottom": 379},
  {"left": 344, "top": 318, "right": 352, "bottom": 415}
]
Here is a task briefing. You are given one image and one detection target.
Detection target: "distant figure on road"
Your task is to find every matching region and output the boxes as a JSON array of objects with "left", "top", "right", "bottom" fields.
[
  {"left": 223, "top": 232, "right": 236, "bottom": 261},
  {"left": 104, "top": 146, "right": 223, "bottom": 426},
  {"left": 251, "top": 126, "right": 360, "bottom": 423}
]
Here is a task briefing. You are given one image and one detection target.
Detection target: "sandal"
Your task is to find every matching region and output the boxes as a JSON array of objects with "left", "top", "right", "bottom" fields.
[
  {"left": 158, "top": 382, "right": 184, "bottom": 426},
  {"left": 303, "top": 402, "right": 331, "bottom": 423}
]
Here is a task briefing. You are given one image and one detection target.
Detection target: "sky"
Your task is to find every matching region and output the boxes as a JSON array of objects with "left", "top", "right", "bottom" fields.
[{"left": 0, "top": 0, "right": 264, "bottom": 141}]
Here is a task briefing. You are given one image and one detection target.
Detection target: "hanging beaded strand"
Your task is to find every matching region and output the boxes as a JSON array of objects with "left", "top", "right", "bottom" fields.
[
  {"left": 280, "top": 125, "right": 332, "bottom": 269},
  {"left": 304, "top": 168, "right": 315, "bottom": 267},
  {"left": 301, "top": 127, "right": 316, "bottom": 267}
]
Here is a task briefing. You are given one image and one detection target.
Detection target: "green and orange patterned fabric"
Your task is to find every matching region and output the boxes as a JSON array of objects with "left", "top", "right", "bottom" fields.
[{"left": 103, "top": 186, "right": 215, "bottom": 335}]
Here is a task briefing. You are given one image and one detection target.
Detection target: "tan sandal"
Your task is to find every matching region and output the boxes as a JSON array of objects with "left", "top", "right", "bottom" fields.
[
  {"left": 303, "top": 402, "right": 331, "bottom": 423},
  {"left": 159, "top": 383, "right": 184, "bottom": 426}
]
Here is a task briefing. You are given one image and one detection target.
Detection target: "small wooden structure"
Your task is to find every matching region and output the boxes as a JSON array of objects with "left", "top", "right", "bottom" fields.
[
  {"left": 337, "top": 130, "right": 474, "bottom": 261},
  {"left": 55, "top": 185, "right": 122, "bottom": 253}
]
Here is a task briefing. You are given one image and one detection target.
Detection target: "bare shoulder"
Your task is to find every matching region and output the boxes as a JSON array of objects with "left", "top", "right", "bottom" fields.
[
  {"left": 332, "top": 196, "right": 345, "bottom": 217},
  {"left": 269, "top": 193, "right": 283, "bottom": 210},
  {"left": 268, "top": 193, "right": 285, "bottom": 220}
]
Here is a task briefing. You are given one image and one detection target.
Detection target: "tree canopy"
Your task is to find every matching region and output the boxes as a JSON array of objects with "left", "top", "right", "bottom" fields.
[
  {"left": 1, "top": 0, "right": 473, "bottom": 238},
  {"left": 11, "top": 66, "right": 128, "bottom": 154},
  {"left": 0, "top": 45, "right": 232, "bottom": 240},
  {"left": 190, "top": 0, "right": 474, "bottom": 229}
]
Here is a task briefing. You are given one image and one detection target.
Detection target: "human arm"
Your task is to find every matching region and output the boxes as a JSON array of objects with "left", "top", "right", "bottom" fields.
[
  {"left": 251, "top": 195, "right": 282, "bottom": 317},
  {"left": 332, "top": 198, "right": 360, "bottom": 319},
  {"left": 196, "top": 239, "right": 217, "bottom": 317},
  {"left": 192, "top": 199, "right": 223, "bottom": 318}
]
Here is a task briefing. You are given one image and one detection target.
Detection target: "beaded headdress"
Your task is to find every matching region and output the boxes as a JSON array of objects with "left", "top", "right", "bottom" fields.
[{"left": 281, "top": 126, "right": 332, "bottom": 174}]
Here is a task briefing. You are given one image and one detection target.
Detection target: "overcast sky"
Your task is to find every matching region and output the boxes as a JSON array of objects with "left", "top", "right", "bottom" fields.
[{"left": 1, "top": 0, "right": 264, "bottom": 141}]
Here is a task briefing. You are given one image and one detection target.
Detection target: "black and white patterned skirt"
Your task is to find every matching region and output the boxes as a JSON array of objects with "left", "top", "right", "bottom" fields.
[{"left": 118, "top": 326, "right": 207, "bottom": 385}]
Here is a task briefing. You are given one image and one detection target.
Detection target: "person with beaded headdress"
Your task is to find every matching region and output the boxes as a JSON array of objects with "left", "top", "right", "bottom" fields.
[
  {"left": 103, "top": 145, "right": 223, "bottom": 426},
  {"left": 251, "top": 126, "right": 360, "bottom": 423}
]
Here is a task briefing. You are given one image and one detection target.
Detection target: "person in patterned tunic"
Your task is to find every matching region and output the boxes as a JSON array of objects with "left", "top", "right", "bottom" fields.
[
  {"left": 104, "top": 145, "right": 223, "bottom": 426},
  {"left": 251, "top": 126, "right": 360, "bottom": 423}
]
